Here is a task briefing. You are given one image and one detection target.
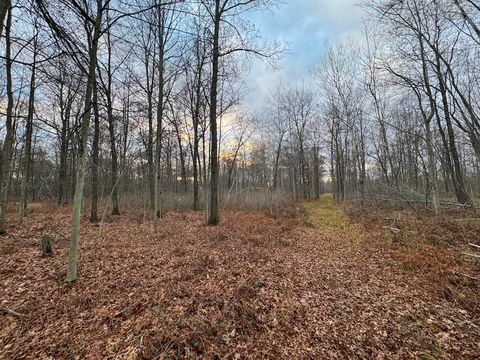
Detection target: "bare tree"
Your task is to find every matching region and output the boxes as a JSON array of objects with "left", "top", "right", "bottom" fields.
[
  {"left": 0, "top": 0, "right": 9, "bottom": 40},
  {"left": 201, "top": 0, "right": 280, "bottom": 225},
  {"left": 0, "top": 3, "right": 14, "bottom": 234}
]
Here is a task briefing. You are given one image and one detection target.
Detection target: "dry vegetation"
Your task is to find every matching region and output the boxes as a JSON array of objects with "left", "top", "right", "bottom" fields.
[{"left": 1, "top": 197, "right": 479, "bottom": 359}]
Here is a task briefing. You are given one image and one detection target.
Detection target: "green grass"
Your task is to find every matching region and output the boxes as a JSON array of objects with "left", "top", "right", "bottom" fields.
[
  {"left": 304, "top": 193, "right": 364, "bottom": 245},
  {"left": 304, "top": 193, "right": 349, "bottom": 230}
]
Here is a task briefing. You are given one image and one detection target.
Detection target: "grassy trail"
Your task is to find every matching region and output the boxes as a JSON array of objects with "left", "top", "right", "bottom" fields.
[{"left": 304, "top": 193, "right": 364, "bottom": 245}]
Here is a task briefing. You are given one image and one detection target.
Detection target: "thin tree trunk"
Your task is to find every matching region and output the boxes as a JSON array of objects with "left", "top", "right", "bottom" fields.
[
  {"left": 66, "top": 0, "right": 104, "bottom": 282},
  {"left": 193, "top": 120, "right": 200, "bottom": 210},
  {"left": 425, "top": 122, "right": 441, "bottom": 217},
  {"left": 154, "top": 3, "right": 165, "bottom": 227},
  {"left": 273, "top": 134, "right": 284, "bottom": 191},
  {"left": 0, "top": 0, "right": 9, "bottom": 40},
  {"left": 147, "top": 95, "right": 155, "bottom": 209},
  {"left": 57, "top": 81, "right": 72, "bottom": 205},
  {"left": 107, "top": 101, "right": 120, "bottom": 215},
  {"left": 0, "top": 6, "right": 14, "bottom": 234},
  {"left": 434, "top": 53, "right": 471, "bottom": 206},
  {"left": 17, "top": 29, "right": 37, "bottom": 223},
  {"left": 207, "top": 0, "right": 221, "bottom": 226},
  {"left": 90, "top": 82, "right": 100, "bottom": 222},
  {"left": 104, "top": 22, "right": 120, "bottom": 216}
]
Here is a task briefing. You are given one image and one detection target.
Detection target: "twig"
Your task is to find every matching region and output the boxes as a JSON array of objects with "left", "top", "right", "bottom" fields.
[
  {"left": 462, "top": 252, "right": 480, "bottom": 259},
  {"left": 383, "top": 226, "right": 401, "bottom": 234},
  {"left": 0, "top": 307, "right": 27, "bottom": 318},
  {"left": 459, "top": 273, "right": 479, "bottom": 281}
]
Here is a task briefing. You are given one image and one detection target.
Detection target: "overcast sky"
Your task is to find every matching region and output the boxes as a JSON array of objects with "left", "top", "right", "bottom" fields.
[{"left": 245, "top": 0, "right": 365, "bottom": 110}]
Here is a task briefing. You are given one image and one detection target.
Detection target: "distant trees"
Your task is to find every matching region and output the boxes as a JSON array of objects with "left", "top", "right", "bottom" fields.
[
  {"left": 298, "top": 0, "right": 480, "bottom": 214},
  {"left": 261, "top": 84, "right": 321, "bottom": 199},
  {"left": 356, "top": 0, "right": 479, "bottom": 213},
  {"left": 257, "top": 0, "right": 480, "bottom": 215},
  {"left": 2, "top": 0, "right": 480, "bottom": 281},
  {"left": 0, "top": 0, "right": 282, "bottom": 281},
  {"left": 200, "top": 0, "right": 280, "bottom": 225},
  {"left": 39, "top": 0, "right": 107, "bottom": 283},
  {"left": 17, "top": 20, "right": 37, "bottom": 223},
  {"left": 178, "top": 14, "right": 209, "bottom": 210}
]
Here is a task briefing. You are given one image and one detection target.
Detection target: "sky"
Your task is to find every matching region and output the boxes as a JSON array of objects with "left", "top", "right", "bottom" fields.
[{"left": 245, "top": 0, "right": 365, "bottom": 110}]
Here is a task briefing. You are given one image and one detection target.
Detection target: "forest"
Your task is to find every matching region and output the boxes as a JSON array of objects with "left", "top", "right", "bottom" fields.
[{"left": 0, "top": 0, "right": 480, "bottom": 358}]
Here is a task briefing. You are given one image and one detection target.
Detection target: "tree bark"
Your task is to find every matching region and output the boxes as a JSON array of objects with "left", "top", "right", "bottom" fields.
[
  {"left": 0, "top": 5, "right": 14, "bottom": 234},
  {"left": 207, "top": 0, "right": 221, "bottom": 226},
  {"left": 17, "top": 29, "right": 37, "bottom": 223},
  {"left": 273, "top": 133, "right": 284, "bottom": 191},
  {"left": 107, "top": 98, "right": 120, "bottom": 215},
  {"left": 433, "top": 53, "right": 470, "bottom": 206},
  {"left": 154, "top": 3, "right": 165, "bottom": 227},
  {"left": 0, "top": 0, "right": 9, "bottom": 40},
  {"left": 56, "top": 79, "right": 73, "bottom": 205},
  {"left": 104, "top": 22, "right": 120, "bottom": 216},
  {"left": 90, "top": 82, "right": 100, "bottom": 222},
  {"left": 192, "top": 38, "right": 205, "bottom": 210},
  {"left": 66, "top": 0, "right": 104, "bottom": 282}
]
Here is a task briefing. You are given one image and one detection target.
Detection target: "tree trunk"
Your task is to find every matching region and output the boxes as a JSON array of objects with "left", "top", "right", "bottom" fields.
[
  {"left": 154, "top": 3, "right": 165, "bottom": 227},
  {"left": 90, "top": 82, "right": 100, "bottom": 222},
  {"left": 177, "top": 136, "right": 187, "bottom": 192},
  {"left": 0, "top": 6, "right": 14, "bottom": 234},
  {"left": 104, "top": 23, "right": 120, "bottom": 216},
  {"left": 273, "top": 134, "right": 284, "bottom": 191},
  {"left": 193, "top": 117, "right": 200, "bottom": 210},
  {"left": 313, "top": 144, "right": 320, "bottom": 199},
  {"left": 434, "top": 53, "right": 470, "bottom": 206},
  {"left": 17, "top": 29, "right": 37, "bottom": 223},
  {"left": 0, "top": 0, "right": 9, "bottom": 40},
  {"left": 107, "top": 100, "right": 120, "bottom": 215},
  {"left": 57, "top": 115, "right": 69, "bottom": 205},
  {"left": 207, "top": 0, "right": 221, "bottom": 226},
  {"left": 418, "top": 30, "right": 441, "bottom": 218},
  {"left": 425, "top": 122, "right": 441, "bottom": 217},
  {"left": 66, "top": 0, "right": 104, "bottom": 282},
  {"left": 192, "top": 37, "right": 205, "bottom": 211},
  {"left": 147, "top": 95, "right": 155, "bottom": 209}
]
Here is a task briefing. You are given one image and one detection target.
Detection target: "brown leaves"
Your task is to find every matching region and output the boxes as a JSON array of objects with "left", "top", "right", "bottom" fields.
[{"left": 0, "top": 204, "right": 479, "bottom": 358}]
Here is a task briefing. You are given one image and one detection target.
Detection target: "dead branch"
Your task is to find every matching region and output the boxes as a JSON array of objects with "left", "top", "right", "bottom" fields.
[{"left": 0, "top": 307, "right": 27, "bottom": 318}]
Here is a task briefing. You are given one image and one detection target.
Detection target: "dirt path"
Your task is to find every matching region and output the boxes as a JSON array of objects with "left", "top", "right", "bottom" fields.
[{"left": 1, "top": 200, "right": 479, "bottom": 359}]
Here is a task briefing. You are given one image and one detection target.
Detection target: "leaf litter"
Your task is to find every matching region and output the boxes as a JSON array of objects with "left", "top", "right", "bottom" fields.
[{"left": 0, "top": 201, "right": 479, "bottom": 359}]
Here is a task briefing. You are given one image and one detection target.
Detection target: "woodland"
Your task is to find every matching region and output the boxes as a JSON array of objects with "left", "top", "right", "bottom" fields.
[{"left": 0, "top": 0, "right": 480, "bottom": 358}]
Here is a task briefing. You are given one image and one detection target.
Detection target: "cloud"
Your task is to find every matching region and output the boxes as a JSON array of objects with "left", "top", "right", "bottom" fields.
[{"left": 245, "top": 0, "right": 365, "bottom": 110}]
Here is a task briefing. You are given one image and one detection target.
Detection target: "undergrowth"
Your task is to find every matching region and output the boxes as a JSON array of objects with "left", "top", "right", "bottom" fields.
[{"left": 345, "top": 201, "right": 480, "bottom": 317}]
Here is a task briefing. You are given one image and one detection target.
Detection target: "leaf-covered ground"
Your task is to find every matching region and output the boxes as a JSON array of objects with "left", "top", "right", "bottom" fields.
[{"left": 1, "top": 198, "right": 479, "bottom": 359}]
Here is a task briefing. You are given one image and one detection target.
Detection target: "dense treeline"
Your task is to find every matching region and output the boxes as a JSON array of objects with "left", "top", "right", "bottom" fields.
[
  {"left": 0, "top": 0, "right": 479, "bottom": 279},
  {"left": 317, "top": 0, "right": 480, "bottom": 215},
  {"left": 0, "top": 0, "right": 281, "bottom": 223},
  {"left": 0, "top": 0, "right": 282, "bottom": 281},
  {"left": 262, "top": 0, "right": 480, "bottom": 215}
]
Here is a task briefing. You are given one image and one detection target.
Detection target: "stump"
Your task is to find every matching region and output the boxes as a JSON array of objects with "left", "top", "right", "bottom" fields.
[{"left": 41, "top": 235, "right": 53, "bottom": 257}]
